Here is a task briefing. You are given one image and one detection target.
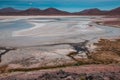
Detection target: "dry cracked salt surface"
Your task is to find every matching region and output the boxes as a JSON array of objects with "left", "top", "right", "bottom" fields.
[{"left": 0, "top": 48, "right": 75, "bottom": 67}]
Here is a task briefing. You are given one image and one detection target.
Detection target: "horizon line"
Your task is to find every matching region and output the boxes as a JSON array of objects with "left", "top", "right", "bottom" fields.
[{"left": 0, "top": 6, "right": 120, "bottom": 13}]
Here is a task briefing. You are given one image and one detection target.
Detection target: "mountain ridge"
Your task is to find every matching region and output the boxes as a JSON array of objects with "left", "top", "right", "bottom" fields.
[
  {"left": 0, "top": 7, "right": 21, "bottom": 13},
  {"left": 0, "top": 7, "right": 120, "bottom": 15}
]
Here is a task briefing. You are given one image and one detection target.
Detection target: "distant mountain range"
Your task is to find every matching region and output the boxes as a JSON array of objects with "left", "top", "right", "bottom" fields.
[
  {"left": 0, "top": 7, "right": 120, "bottom": 15},
  {"left": 0, "top": 7, "right": 21, "bottom": 13}
]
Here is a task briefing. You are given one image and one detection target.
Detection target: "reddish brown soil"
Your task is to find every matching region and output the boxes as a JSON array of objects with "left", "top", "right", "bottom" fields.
[
  {"left": 102, "top": 20, "right": 120, "bottom": 27},
  {"left": 95, "top": 18, "right": 120, "bottom": 28},
  {"left": 0, "top": 64, "right": 120, "bottom": 80}
]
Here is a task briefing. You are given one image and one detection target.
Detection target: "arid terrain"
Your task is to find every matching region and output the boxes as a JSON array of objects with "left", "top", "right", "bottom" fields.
[
  {"left": 0, "top": 16, "right": 120, "bottom": 80},
  {"left": 0, "top": 38, "right": 120, "bottom": 80},
  {"left": 94, "top": 15, "right": 120, "bottom": 28}
]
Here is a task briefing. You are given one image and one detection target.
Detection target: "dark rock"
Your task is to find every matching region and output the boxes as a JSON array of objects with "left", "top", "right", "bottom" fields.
[{"left": 1, "top": 71, "right": 120, "bottom": 80}]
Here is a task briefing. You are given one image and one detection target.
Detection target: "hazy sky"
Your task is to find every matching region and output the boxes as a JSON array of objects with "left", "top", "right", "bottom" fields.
[{"left": 0, "top": 0, "right": 120, "bottom": 12}]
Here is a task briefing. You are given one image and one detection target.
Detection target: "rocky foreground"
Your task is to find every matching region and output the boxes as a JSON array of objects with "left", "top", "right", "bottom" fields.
[
  {"left": 0, "top": 64, "right": 120, "bottom": 80},
  {"left": 36, "top": 71, "right": 120, "bottom": 80},
  {"left": 0, "top": 70, "right": 120, "bottom": 80},
  {"left": 0, "top": 38, "right": 120, "bottom": 80}
]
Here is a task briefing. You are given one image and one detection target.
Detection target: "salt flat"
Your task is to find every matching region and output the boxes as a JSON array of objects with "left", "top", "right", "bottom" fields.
[
  {"left": 0, "top": 16, "right": 119, "bottom": 47},
  {"left": 0, "top": 16, "right": 120, "bottom": 68}
]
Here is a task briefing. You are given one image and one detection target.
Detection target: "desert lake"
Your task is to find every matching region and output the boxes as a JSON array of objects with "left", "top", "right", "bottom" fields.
[
  {"left": 0, "top": 16, "right": 120, "bottom": 80},
  {"left": 0, "top": 16, "right": 120, "bottom": 47}
]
